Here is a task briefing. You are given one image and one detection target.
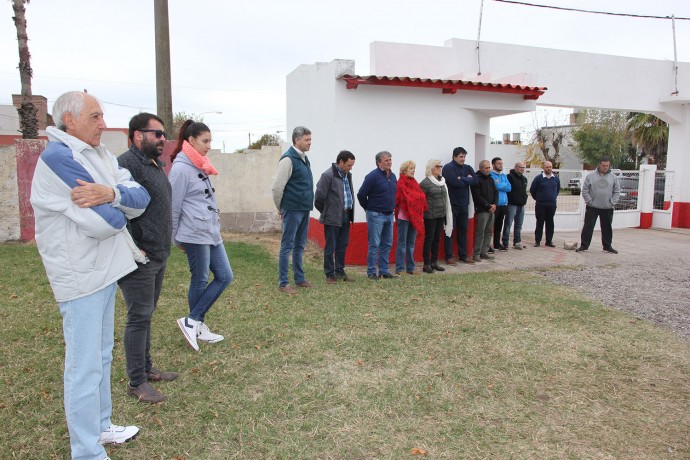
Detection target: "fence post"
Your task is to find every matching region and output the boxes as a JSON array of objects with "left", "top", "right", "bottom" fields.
[{"left": 638, "top": 164, "right": 657, "bottom": 229}]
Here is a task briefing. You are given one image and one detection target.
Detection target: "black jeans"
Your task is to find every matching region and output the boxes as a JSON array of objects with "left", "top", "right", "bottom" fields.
[
  {"left": 323, "top": 212, "right": 351, "bottom": 279},
  {"left": 534, "top": 204, "right": 557, "bottom": 244},
  {"left": 118, "top": 258, "right": 167, "bottom": 387},
  {"left": 493, "top": 205, "right": 507, "bottom": 248},
  {"left": 444, "top": 206, "right": 469, "bottom": 260},
  {"left": 580, "top": 206, "right": 614, "bottom": 249},
  {"left": 423, "top": 217, "right": 445, "bottom": 265}
]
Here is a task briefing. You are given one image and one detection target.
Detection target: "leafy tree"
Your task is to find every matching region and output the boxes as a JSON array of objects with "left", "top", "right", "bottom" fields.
[
  {"left": 12, "top": 0, "right": 38, "bottom": 138},
  {"left": 572, "top": 110, "right": 632, "bottom": 168},
  {"left": 171, "top": 111, "right": 204, "bottom": 139},
  {"left": 248, "top": 133, "right": 281, "bottom": 150},
  {"left": 627, "top": 112, "right": 668, "bottom": 169}
]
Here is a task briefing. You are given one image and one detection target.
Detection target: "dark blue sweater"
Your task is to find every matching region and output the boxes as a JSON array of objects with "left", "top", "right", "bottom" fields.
[
  {"left": 530, "top": 174, "right": 561, "bottom": 206},
  {"left": 442, "top": 161, "right": 477, "bottom": 207},
  {"left": 357, "top": 167, "right": 397, "bottom": 213}
]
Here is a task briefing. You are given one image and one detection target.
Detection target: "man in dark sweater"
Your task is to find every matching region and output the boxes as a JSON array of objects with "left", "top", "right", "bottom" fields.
[
  {"left": 529, "top": 161, "right": 560, "bottom": 247},
  {"left": 442, "top": 147, "right": 477, "bottom": 264},
  {"left": 470, "top": 160, "right": 497, "bottom": 261},
  {"left": 357, "top": 151, "right": 398, "bottom": 279},
  {"left": 117, "top": 113, "right": 177, "bottom": 404},
  {"left": 504, "top": 162, "right": 528, "bottom": 249}
]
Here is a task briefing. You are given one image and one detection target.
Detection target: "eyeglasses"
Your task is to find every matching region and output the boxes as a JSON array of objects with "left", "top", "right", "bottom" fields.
[
  {"left": 433, "top": 165, "right": 442, "bottom": 168},
  {"left": 139, "top": 129, "right": 168, "bottom": 139}
]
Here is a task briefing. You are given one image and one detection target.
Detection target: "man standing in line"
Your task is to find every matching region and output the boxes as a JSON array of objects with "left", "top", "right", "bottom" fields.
[
  {"left": 530, "top": 160, "right": 560, "bottom": 247},
  {"left": 357, "top": 151, "right": 398, "bottom": 280},
  {"left": 314, "top": 150, "right": 356, "bottom": 283},
  {"left": 576, "top": 157, "right": 621, "bottom": 254},
  {"left": 118, "top": 113, "right": 178, "bottom": 404},
  {"left": 490, "top": 157, "right": 511, "bottom": 252},
  {"left": 503, "top": 162, "right": 528, "bottom": 250},
  {"left": 470, "top": 160, "right": 497, "bottom": 262},
  {"left": 442, "top": 146, "right": 477, "bottom": 264},
  {"left": 31, "top": 91, "right": 148, "bottom": 459},
  {"left": 272, "top": 126, "right": 314, "bottom": 295}
]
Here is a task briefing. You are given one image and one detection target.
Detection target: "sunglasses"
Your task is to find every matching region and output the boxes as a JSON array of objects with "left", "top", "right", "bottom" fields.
[{"left": 139, "top": 129, "right": 168, "bottom": 139}]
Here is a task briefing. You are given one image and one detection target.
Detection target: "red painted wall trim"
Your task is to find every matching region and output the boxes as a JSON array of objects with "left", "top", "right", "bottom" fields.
[
  {"left": 672, "top": 202, "right": 690, "bottom": 228},
  {"left": 15, "top": 139, "right": 47, "bottom": 241},
  {"left": 639, "top": 212, "right": 653, "bottom": 229},
  {"left": 307, "top": 217, "right": 476, "bottom": 266}
]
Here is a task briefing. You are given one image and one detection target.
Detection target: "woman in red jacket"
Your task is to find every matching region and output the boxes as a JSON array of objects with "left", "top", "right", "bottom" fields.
[{"left": 395, "top": 161, "right": 428, "bottom": 275}]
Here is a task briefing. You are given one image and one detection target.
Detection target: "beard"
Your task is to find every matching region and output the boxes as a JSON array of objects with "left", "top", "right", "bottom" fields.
[{"left": 141, "top": 139, "right": 164, "bottom": 158}]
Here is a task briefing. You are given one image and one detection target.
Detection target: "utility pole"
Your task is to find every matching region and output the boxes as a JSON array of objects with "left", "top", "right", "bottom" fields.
[{"left": 154, "top": 0, "right": 173, "bottom": 131}]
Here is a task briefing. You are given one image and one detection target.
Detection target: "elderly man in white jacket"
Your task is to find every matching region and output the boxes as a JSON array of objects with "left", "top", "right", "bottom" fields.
[{"left": 31, "top": 91, "right": 150, "bottom": 460}]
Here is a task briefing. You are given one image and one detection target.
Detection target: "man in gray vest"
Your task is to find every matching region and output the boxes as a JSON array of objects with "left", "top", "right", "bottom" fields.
[
  {"left": 272, "top": 126, "right": 314, "bottom": 294},
  {"left": 576, "top": 157, "right": 621, "bottom": 254}
]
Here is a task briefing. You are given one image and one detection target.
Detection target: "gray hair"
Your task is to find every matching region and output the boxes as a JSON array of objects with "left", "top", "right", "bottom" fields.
[
  {"left": 375, "top": 151, "right": 391, "bottom": 166},
  {"left": 425, "top": 159, "right": 442, "bottom": 177},
  {"left": 52, "top": 91, "right": 100, "bottom": 131},
  {"left": 292, "top": 126, "right": 311, "bottom": 144}
]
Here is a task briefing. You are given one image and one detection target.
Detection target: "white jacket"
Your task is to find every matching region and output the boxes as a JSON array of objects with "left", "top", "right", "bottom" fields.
[{"left": 31, "top": 127, "right": 151, "bottom": 302}]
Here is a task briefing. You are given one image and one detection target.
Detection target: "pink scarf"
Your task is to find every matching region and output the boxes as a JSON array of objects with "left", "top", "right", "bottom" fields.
[{"left": 181, "top": 141, "right": 218, "bottom": 175}]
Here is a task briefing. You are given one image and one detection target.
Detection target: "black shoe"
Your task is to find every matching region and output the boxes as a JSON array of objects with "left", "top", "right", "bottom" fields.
[
  {"left": 575, "top": 246, "right": 587, "bottom": 253},
  {"left": 431, "top": 262, "right": 445, "bottom": 272},
  {"left": 545, "top": 242, "right": 555, "bottom": 248},
  {"left": 603, "top": 246, "right": 618, "bottom": 254},
  {"left": 422, "top": 264, "right": 435, "bottom": 273},
  {"left": 533, "top": 242, "right": 541, "bottom": 247},
  {"left": 488, "top": 247, "right": 495, "bottom": 254},
  {"left": 367, "top": 274, "right": 380, "bottom": 280},
  {"left": 381, "top": 273, "right": 399, "bottom": 279},
  {"left": 498, "top": 244, "right": 508, "bottom": 252}
]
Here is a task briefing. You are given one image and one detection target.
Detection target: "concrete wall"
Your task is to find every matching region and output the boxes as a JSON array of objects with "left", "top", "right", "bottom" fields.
[
  {"left": 208, "top": 145, "right": 282, "bottom": 232},
  {"left": 0, "top": 144, "right": 20, "bottom": 241}
]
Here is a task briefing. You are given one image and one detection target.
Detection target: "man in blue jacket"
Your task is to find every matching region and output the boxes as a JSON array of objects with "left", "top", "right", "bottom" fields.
[
  {"left": 442, "top": 147, "right": 477, "bottom": 264},
  {"left": 490, "top": 157, "right": 511, "bottom": 252},
  {"left": 272, "top": 126, "right": 314, "bottom": 294},
  {"left": 357, "top": 151, "right": 398, "bottom": 280},
  {"left": 529, "top": 161, "right": 560, "bottom": 247}
]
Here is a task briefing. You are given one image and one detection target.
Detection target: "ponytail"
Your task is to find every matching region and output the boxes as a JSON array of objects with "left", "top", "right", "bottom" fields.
[{"left": 171, "top": 119, "right": 211, "bottom": 163}]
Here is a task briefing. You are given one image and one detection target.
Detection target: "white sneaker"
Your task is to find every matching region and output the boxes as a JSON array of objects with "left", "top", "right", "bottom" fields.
[
  {"left": 98, "top": 424, "right": 139, "bottom": 445},
  {"left": 197, "top": 322, "right": 224, "bottom": 343},
  {"left": 177, "top": 317, "right": 200, "bottom": 351}
]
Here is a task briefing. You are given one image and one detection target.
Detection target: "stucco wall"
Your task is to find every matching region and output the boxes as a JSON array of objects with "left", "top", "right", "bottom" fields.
[
  {"left": 0, "top": 144, "right": 19, "bottom": 241},
  {"left": 208, "top": 145, "right": 282, "bottom": 232}
]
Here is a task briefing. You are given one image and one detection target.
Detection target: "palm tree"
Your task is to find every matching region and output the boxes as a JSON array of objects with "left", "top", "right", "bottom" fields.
[
  {"left": 12, "top": 0, "right": 39, "bottom": 139},
  {"left": 627, "top": 112, "right": 668, "bottom": 169}
]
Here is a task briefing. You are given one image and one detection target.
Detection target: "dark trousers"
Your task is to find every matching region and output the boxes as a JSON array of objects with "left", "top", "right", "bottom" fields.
[
  {"left": 534, "top": 204, "right": 557, "bottom": 244},
  {"left": 444, "top": 206, "right": 469, "bottom": 260},
  {"left": 118, "top": 258, "right": 167, "bottom": 387},
  {"left": 423, "top": 217, "right": 445, "bottom": 265},
  {"left": 493, "top": 205, "right": 507, "bottom": 248},
  {"left": 580, "top": 206, "right": 614, "bottom": 249},
  {"left": 323, "top": 212, "right": 351, "bottom": 279}
]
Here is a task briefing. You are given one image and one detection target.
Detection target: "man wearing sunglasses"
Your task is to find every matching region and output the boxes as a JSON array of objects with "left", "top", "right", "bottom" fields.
[{"left": 117, "top": 113, "right": 178, "bottom": 404}]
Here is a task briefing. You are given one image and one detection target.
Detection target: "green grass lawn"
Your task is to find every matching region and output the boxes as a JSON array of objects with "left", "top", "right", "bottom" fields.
[{"left": 0, "top": 241, "right": 688, "bottom": 459}]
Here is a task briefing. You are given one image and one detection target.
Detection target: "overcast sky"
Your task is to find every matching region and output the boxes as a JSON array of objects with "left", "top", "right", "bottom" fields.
[{"left": 1, "top": 0, "right": 689, "bottom": 151}]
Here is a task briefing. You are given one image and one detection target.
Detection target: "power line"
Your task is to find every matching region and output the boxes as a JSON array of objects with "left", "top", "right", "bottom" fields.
[{"left": 493, "top": 0, "right": 690, "bottom": 20}]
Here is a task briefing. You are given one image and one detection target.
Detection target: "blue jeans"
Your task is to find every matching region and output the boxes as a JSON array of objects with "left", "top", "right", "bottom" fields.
[
  {"left": 58, "top": 283, "right": 117, "bottom": 460},
  {"left": 278, "top": 209, "right": 310, "bottom": 287},
  {"left": 395, "top": 219, "right": 417, "bottom": 273},
  {"left": 503, "top": 204, "right": 525, "bottom": 246},
  {"left": 323, "top": 212, "right": 351, "bottom": 279},
  {"left": 180, "top": 242, "right": 233, "bottom": 322},
  {"left": 366, "top": 210, "right": 394, "bottom": 276}
]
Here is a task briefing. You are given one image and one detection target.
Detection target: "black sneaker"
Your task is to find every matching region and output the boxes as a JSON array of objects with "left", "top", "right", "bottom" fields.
[
  {"left": 545, "top": 242, "right": 556, "bottom": 248},
  {"left": 381, "top": 273, "right": 400, "bottom": 279},
  {"left": 498, "top": 245, "right": 508, "bottom": 252},
  {"left": 488, "top": 247, "right": 495, "bottom": 254},
  {"left": 367, "top": 274, "right": 381, "bottom": 280},
  {"left": 575, "top": 246, "right": 587, "bottom": 253},
  {"left": 603, "top": 246, "right": 618, "bottom": 254}
]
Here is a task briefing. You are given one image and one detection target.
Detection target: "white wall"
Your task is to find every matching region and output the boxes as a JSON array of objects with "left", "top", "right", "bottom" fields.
[{"left": 287, "top": 59, "right": 538, "bottom": 223}]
